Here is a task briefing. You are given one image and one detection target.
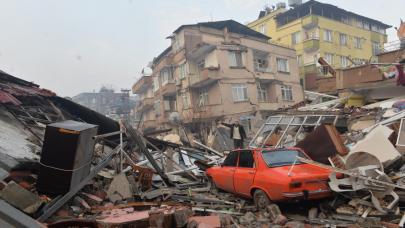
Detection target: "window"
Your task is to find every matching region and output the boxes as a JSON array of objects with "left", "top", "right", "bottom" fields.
[
  {"left": 340, "top": 56, "right": 349, "bottom": 68},
  {"left": 154, "top": 100, "right": 161, "bottom": 116},
  {"left": 223, "top": 151, "right": 238, "bottom": 167},
  {"left": 372, "top": 42, "right": 380, "bottom": 55},
  {"left": 160, "top": 68, "right": 172, "bottom": 85},
  {"left": 323, "top": 29, "right": 332, "bottom": 42},
  {"left": 363, "top": 21, "right": 370, "bottom": 30},
  {"left": 238, "top": 150, "right": 254, "bottom": 168},
  {"left": 179, "top": 63, "right": 186, "bottom": 79},
  {"left": 291, "top": 31, "right": 301, "bottom": 45},
  {"left": 181, "top": 92, "right": 189, "bottom": 109},
  {"left": 324, "top": 53, "right": 333, "bottom": 65},
  {"left": 228, "top": 51, "right": 243, "bottom": 67},
  {"left": 354, "top": 37, "right": 362, "bottom": 49},
  {"left": 198, "top": 87, "right": 208, "bottom": 107},
  {"left": 163, "top": 100, "right": 170, "bottom": 111},
  {"left": 356, "top": 20, "right": 363, "bottom": 28},
  {"left": 371, "top": 25, "right": 378, "bottom": 32},
  {"left": 232, "top": 84, "right": 248, "bottom": 102},
  {"left": 258, "top": 24, "right": 266, "bottom": 34},
  {"left": 153, "top": 77, "right": 159, "bottom": 92},
  {"left": 281, "top": 85, "right": 293, "bottom": 101},
  {"left": 262, "top": 149, "right": 307, "bottom": 167},
  {"left": 339, "top": 33, "right": 347, "bottom": 46},
  {"left": 276, "top": 58, "right": 289, "bottom": 73},
  {"left": 296, "top": 55, "right": 303, "bottom": 66},
  {"left": 341, "top": 15, "right": 349, "bottom": 24},
  {"left": 253, "top": 51, "right": 270, "bottom": 72},
  {"left": 257, "top": 84, "right": 268, "bottom": 102}
]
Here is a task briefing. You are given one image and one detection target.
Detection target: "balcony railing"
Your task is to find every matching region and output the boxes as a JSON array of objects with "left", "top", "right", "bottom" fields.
[{"left": 303, "top": 38, "right": 320, "bottom": 52}]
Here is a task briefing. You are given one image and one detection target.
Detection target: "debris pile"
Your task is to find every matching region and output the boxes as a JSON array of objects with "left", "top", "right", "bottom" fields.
[{"left": 2, "top": 70, "right": 405, "bottom": 227}]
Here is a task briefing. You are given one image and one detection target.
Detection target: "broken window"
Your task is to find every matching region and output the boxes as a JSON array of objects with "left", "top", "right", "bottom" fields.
[
  {"left": 223, "top": 151, "right": 238, "bottom": 167},
  {"left": 276, "top": 58, "right": 289, "bottom": 73},
  {"left": 232, "top": 84, "right": 248, "bottom": 102},
  {"left": 253, "top": 50, "right": 270, "bottom": 72},
  {"left": 257, "top": 84, "right": 268, "bottom": 102},
  {"left": 281, "top": 85, "right": 293, "bottom": 101},
  {"left": 228, "top": 51, "right": 243, "bottom": 67},
  {"left": 238, "top": 150, "right": 254, "bottom": 168},
  {"left": 198, "top": 87, "right": 208, "bottom": 107}
]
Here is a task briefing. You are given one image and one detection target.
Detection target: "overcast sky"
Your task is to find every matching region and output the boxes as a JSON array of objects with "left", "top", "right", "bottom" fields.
[{"left": 0, "top": 0, "right": 402, "bottom": 97}]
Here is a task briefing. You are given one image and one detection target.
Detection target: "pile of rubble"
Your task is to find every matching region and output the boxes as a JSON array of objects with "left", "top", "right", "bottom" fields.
[{"left": 1, "top": 70, "right": 405, "bottom": 228}]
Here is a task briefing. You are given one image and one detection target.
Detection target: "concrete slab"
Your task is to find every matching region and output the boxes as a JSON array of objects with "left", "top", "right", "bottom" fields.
[
  {"left": 107, "top": 173, "right": 132, "bottom": 203},
  {"left": 0, "top": 181, "right": 42, "bottom": 214}
]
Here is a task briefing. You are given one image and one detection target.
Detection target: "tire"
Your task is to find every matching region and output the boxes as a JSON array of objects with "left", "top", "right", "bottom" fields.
[{"left": 253, "top": 189, "right": 271, "bottom": 210}]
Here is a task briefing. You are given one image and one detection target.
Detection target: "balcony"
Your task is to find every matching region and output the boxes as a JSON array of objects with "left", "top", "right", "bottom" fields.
[
  {"left": 303, "top": 64, "right": 318, "bottom": 74},
  {"left": 132, "top": 76, "right": 152, "bottom": 94},
  {"left": 160, "top": 82, "right": 176, "bottom": 97},
  {"left": 302, "top": 15, "right": 318, "bottom": 29},
  {"left": 303, "top": 38, "right": 320, "bottom": 52},
  {"left": 189, "top": 67, "right": 220, "bottom": 88},
  {"left": 141, "top": 97, "right": 154, "bottom": 110},
  {"left": 256, "top": 72, "right": 276, "bottom": 84}
]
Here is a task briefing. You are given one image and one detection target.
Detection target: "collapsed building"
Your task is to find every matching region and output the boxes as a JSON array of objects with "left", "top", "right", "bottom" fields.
[
  {"left": 132, "top": 20, "right": 304, "bottom": 141},
  {"left": 1, "top": 60, "right": 405, "bottom": 227}
]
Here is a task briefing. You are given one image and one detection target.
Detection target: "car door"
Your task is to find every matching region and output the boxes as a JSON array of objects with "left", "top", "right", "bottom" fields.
[
  {"left": 234, "top": 150, "right": 256, "bottom": 197},
  {"left": 216, "top": 151, "right": 238, "bottom": 193}
]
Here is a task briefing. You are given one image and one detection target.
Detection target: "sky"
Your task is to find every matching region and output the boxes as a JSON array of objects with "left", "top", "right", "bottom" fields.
[{"left": 0, "top": 0, "right": 402, "bottom": 97}]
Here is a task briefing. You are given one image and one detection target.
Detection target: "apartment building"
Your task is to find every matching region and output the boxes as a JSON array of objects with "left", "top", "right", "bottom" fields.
[
  {"left": 132, "top": 20, "right": 304, "bottom": 132},
  {"left": 247, "top": 0, "right": 391, "bottom": 89}
]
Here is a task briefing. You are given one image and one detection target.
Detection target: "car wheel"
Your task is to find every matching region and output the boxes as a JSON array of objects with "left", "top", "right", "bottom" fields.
[{"left": 253, "top": 189, "right": 271, "bottom": 210}]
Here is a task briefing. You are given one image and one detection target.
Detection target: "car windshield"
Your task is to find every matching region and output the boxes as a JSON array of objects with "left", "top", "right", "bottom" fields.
[{"left": 261, "top": 149, "right": 307, "bottom": 167}]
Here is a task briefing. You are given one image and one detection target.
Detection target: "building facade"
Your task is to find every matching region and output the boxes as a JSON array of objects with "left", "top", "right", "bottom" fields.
[
  {"left": 132, "top": 20, "right": 304, "bottom": 132},
  {"left": 73, "top": 87, "right": 137, "bottom": 121},
  {"left": 247, "top": 0, "right": 391, "bottom": 89}
]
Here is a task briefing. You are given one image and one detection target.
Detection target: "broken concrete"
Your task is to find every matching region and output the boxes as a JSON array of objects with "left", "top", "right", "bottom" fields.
[
  {"left": 106, "top": 173, "right": 132, "bottom": 203},
  {"left": 0, "top": 181, "right": 42, "bottom": 214}
]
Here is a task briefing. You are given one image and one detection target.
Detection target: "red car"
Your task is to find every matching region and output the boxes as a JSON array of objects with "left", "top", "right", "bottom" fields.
[{"left": 206, "top": 147, "right": 332, "bottom": 209}]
